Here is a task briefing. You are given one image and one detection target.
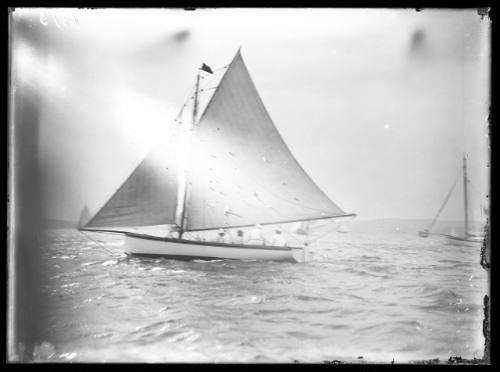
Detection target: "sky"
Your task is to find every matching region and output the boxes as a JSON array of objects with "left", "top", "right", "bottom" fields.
[{"left": 10, "top": 8, "right": 490, "bottom": 222}]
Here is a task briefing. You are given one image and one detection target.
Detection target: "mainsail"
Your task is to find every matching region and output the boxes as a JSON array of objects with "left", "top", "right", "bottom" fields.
[
  {"left": 184, "top": 51, "right": 348, "bottom": 231},
  {"left": 85, "top": 144, "right": 179, "bottom": 229}
]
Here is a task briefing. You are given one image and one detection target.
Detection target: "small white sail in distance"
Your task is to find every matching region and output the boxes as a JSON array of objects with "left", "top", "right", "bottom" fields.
[{"left": 78, "top": 205, "right": 92, "bottom": 229}]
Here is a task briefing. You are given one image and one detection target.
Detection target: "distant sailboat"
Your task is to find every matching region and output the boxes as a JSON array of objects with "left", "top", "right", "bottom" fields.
[
  {"left": 80, "top": 50, "right": 355, "bottom": 262},
  {"left": 419, "top": 153, "right": 485, "bottom": 247},
  {"left": 78, "top": 205, "right": 91, "bottom": 229}
]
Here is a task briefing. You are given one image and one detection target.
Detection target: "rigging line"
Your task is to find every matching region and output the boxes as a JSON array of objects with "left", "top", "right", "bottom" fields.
[
  {"left": 307, "top": 220, "right": 342, "bottom": 245},
  {"left": 78, "top": 229, "right": 124, "bottom": 257},
  {"left": 198, "top": 68, "right": 225, "bottom": 94},
  {"left": 201, "top": 69, "right": 224, "bottom": 85},
  {"left": 175, "top": 80, "right": 198, "bottom": 122},
  {"left": 307, "top": 219, "right": 333, "bottom": 232},
  {"left": 426, "top": 166, "right": 463, "bottom": 233},
  {"left": 310, "top": 217, "right": 346, "bottom": 233},
  {"left": 213, "top": 64, "right": 229, "bottom": 73},
  {"left": 179, "top": 82, "right": 196, "bottom": 109},
  {"left": 201, "top": 64, "right": 227, "bottom": 78},
  {"left": 276, "top": 224, "right": 304, "bottom": 246},
  {"left": 199, "top": 65, "right": 226, "bottom": 76},
  {"left": 316, "top": 214, "right": 354, "bottom": 229}
]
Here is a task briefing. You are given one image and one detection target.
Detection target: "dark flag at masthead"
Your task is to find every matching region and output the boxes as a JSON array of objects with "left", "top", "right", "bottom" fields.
[{"left": 200, "top": 63, "right": 213, "bottom": 74}]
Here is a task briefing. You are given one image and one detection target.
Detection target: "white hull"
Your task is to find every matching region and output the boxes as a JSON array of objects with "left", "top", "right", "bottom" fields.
[
  {"left": 444, "top": 234, "right": 484, "bottom": 247},
  {"left": 122, "top": 233, "right": 305, "bottom": 263}
]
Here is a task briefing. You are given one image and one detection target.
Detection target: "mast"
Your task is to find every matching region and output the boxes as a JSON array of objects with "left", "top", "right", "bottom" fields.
[
  {"left": 177, "top": 68, "right": 201, "bottom": 238},
  {"left": 463, "top": 152, "right": 469, "bottom": 236},
  {"left": 183, "top": 50, "right": 354, "bottom": 232},
  {"left": 193, "top": 70, "right": 201, "bottom": 123}
]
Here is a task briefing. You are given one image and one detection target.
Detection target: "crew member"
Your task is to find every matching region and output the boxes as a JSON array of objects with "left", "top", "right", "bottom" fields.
[
  {"left": 270, "top": 227, "right": 288, "bottom": 247},
  {"left": 248, "top": 224, "right": 266, "bottom": 245},
  {"left": 215, "top": 229, "right": 231, "bottom": 243},
  {"left": 234, "top": 229, "right": 245, "bottom": 244}
]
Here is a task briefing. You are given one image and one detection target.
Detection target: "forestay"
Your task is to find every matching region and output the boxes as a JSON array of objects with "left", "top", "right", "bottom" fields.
[{"left": 185, "top": 51, "right": 347, "bottom": 231}]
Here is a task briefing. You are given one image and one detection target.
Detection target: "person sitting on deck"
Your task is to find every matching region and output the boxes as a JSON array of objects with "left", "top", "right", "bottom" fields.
[
  {"left": 234, "top": 229, "right": 245, "bottom": 244},
  {"left": 270, "top": 227, "right": 288, "bottom": 247},
  {"left": 247, "top": 224, "right": 266, "bottom": 245},
  {"left": 215, "top": 229, "right": 231, "bottom": 244}
]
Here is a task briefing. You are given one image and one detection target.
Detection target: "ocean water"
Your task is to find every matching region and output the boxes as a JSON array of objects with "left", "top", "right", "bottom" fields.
[{"left": 35, "top": 226, "right": 488, "bottom": 363}]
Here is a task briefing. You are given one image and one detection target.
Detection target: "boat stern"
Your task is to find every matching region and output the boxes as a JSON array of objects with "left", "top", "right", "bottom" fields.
[{"left": 291, "top": 247, "right": 306, "bottom": 263}]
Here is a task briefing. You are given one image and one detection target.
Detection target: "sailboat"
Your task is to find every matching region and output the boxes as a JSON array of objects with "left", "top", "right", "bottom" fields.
[
  {"left": 419, "top": 153, "right": 485, "bottom": 247},
  {"left": 80, "top": 50, "right": 355, "bottom": 262},
  {"left": 78, "top": 205, "right": 91, "bottom": 229}
]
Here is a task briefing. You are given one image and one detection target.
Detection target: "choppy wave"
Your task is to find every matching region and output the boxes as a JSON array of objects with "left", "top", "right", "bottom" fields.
[{"left": 34, "top": 228, "right": 488, "bottom": 363}]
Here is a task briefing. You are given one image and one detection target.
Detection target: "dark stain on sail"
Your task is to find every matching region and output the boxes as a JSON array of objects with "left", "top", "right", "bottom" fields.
[
  {"left": 408, "top": 29, "right": 428, "bottom": 60},
  {"left": 411, "top": 30, "right": 424, "bottom": 48},
  {"left": 172, "top": 30, "right": 190, "bottom": 42}
]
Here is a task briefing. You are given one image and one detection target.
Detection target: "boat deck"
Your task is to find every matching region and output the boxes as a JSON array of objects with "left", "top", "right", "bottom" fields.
[{"left": 125, "top": 231, "right": 298, "bottom": 251}]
